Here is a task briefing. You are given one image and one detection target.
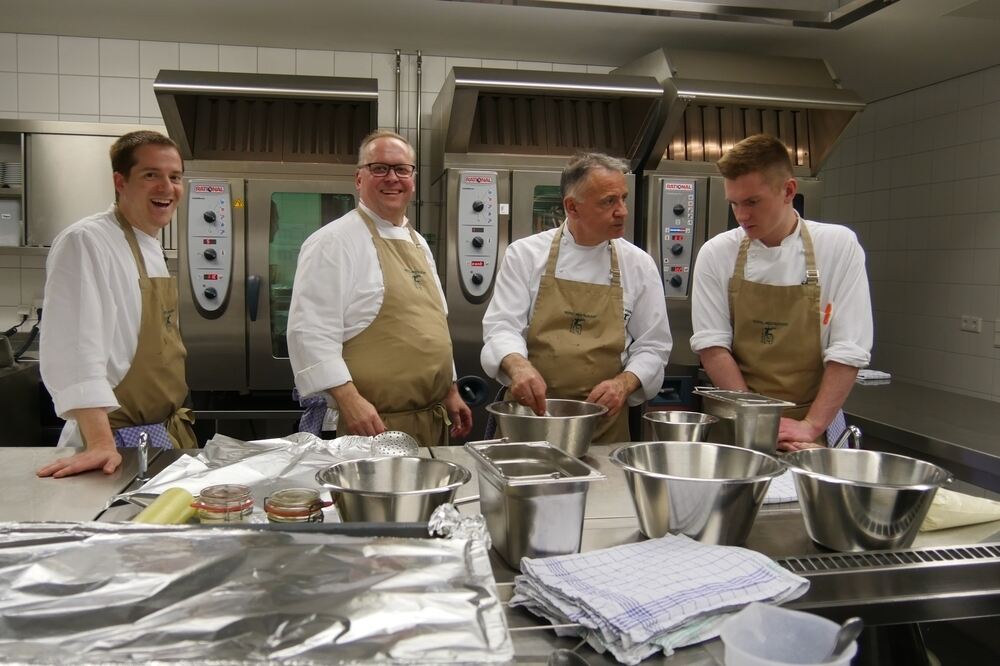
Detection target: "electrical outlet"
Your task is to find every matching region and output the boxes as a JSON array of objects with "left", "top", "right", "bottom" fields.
[
  {"left": 960, "top": 315, "right": 982, "bottom": 333},
  {"left": 16, "top": 305, "right": 30, "bottom": 317}
]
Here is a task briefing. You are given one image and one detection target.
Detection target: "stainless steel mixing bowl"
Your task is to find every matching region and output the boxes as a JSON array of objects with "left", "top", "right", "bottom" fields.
[
  {"left": 610, "top": 441, "right": 784, "bottom": 544},
  {"left": 642, "top": 411, "right": 719, "bottom": 442},
  {"left": 784, "top": 448, "right": 952, "bottom": 552},
  {"left": 486, "top": 399, "right": 609, "bottom": 457},
  {"left": 315, "top": 456, "right": 471, "bottom": 522}
]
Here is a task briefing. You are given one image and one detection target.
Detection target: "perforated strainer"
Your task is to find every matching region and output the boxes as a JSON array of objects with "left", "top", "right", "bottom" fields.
[{"left": 371, "top": 430, "right": 420, "bottom": 456}]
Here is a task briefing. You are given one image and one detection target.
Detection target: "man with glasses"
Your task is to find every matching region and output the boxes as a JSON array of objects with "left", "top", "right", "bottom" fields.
[{"left": 287, "top": 130, "right": 472, "bottom": 445}]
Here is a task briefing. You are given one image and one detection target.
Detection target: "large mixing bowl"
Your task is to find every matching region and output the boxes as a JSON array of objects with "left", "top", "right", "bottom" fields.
[
  {"left": 315, "top": 456, "right": 471, "bottom": 522},
  {"left": 784, "top": 448, "right": 952, "bottom": 552},
  {"left": 486, "top": 399, "right": 609, "bottom": 457},
  {"left": 610, "top": 442, "right": 784, "bottom": 544},
  {"left": 643, "top": 411, "right": 718, "bottom": 442}
]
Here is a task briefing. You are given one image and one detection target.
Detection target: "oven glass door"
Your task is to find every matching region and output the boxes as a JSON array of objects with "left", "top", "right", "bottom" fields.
[{"left": 246, "top": 179, "right": 356, "bottom": 390}]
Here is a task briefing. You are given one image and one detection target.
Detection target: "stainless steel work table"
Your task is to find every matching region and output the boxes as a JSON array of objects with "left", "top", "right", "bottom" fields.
[{"left": 3, "top": 444, "right": 1000, "bottom": 665}]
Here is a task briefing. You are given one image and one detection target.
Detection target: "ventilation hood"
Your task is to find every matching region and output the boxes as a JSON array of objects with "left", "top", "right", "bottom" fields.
[
  {"left": 614, "top": 49, "right": 865, "bottom": 176},
  {"left": 154, "top": 70, "right": 378, "bottom": 164},
  {"left": 431, "top": 67, "right": 663, "bottom": 171}
]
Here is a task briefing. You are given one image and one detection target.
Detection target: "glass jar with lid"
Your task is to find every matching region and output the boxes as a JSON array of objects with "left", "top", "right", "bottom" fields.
[
  {"left": 194, "top": 484, "right": 254, "bottom": 523},
  {"left": 264, "top": 488, "right": 326, "bottom": 523}
]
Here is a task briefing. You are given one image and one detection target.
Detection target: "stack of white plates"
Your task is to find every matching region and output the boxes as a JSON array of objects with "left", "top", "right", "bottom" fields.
[{"left": 1, "top": 162, "right": 22, "bottom": 186}]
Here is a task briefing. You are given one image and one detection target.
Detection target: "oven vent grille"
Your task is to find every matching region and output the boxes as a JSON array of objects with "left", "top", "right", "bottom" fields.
[{"left": 778, "top": 544, "right": 1000, "bottom": 574}]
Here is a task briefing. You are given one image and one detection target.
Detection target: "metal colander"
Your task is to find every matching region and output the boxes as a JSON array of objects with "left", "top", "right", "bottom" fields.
[{"left": 371, "top": 431, "right": 420, "bottom": 457}]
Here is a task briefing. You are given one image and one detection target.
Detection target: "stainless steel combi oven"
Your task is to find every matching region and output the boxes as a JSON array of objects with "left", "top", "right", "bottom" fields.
[
  {"left": 155, "top": 71, "right": 378, "bottom": 394},
  {"left": 428, "top": 68, "right": 663, "bottom": 441}
]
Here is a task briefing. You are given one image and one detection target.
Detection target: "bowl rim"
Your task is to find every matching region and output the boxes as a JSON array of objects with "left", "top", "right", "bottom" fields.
[
  {"left": 783, "top": 448, "right": 953, "bottom": 491},
  {"left": 608, "top": 441, "right": 785, "bottom": 483},
  {"left": 314, "top": 455, "right": 472, "bottom": 497},
  {"left": 485, "top": 398, "right": 609, "bottom": 419},
  {"left": 641, "top": 410, "right": 719, "bottom": 425}
]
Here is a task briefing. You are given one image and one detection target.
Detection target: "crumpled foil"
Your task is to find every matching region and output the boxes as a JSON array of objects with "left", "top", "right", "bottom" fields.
[
  {"left": 428, "top": 503, "right": 492, "bottom": 550},
  {"left": 111, "top": 433, "right": 382, "bottom": 519},
  {"left": 0, "top": 522, "right": 513, "bottom": 664}
]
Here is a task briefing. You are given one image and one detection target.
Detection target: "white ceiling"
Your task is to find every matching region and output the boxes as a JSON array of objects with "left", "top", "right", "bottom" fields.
[{"left": 1, "top": 0, "right": 998, "bottom": 101}]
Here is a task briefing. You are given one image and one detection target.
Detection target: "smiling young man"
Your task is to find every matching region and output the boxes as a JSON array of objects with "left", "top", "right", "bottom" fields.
[
  {"left": 690, "top": 134, "right": 873, "bottom": 451},
  {"left": 481, "top": 152, "right": 671, "bottom": 443},
  {"left": 287, "top": 130, "right": 472, "bottom": 445},
  {"left": 38, "top": 131, "right": 197, "bottom": 478}
]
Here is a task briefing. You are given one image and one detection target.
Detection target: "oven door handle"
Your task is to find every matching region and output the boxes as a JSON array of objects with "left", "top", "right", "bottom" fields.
[{"left": 247, "top": 274, "right": 261, "bottom": 321}]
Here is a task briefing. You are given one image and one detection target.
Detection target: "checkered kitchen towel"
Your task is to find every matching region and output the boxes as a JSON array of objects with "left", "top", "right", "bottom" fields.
[
  {"left": 511, "top": 534, "right": 809, "bottom": 664},
  {"left": 764, "top": 470, "right": 798, "bottom": 504}
]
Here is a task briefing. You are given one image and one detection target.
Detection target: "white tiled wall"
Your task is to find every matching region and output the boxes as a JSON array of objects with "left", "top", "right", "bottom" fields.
[
  {"left": 0, "top": 31, "right": 605, "bottom": 329},
  {"left": 820, "top": 64, "right": 1000, "bottom": 402}
]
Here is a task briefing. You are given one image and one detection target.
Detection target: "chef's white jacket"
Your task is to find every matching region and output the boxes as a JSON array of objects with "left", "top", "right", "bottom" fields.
[
  {"left": 40, "top": 205, "right": 171, "bottom": 447},
  {"left": 287, "top": 203, "right": 455, "bottom": 410},
  {"left": 690, "top": 218, "right": 873, "bottom": 368},
  {"left": 481, "top": 225, "right": 672, "bottom": 405}
]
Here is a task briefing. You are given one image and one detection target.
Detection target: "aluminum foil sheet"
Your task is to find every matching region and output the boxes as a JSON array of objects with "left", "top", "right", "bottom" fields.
[
  {"left": 112, "top": 433, "right": 383, "bottom": 520},
  {"left": 0, "top": 522, "right": 513, "bottom": 664}
]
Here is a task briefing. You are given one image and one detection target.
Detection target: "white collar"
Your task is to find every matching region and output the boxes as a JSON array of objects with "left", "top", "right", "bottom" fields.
[{"left": 359, "top": 201, "right": 409, "bottom": 229}]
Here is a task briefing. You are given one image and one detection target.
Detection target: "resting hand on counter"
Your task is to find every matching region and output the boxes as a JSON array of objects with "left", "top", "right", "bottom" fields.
[
  {"left": 36, "top": 408, "right": 123, "bottom": 478},
  {"left": 443, "top": 383, "right": 473, "bottom": 438},
  {"left": 501, "top": 353, "right": 548, "bottom": 416},
  {"left": 777, "top": 417, "right": 824, "bottom": 452},
  {"left": 586, "top": 371, "right": 640, "bottom": 418},
  {"left": 329, "top": 382, "right": 386, "bottom": 437}
]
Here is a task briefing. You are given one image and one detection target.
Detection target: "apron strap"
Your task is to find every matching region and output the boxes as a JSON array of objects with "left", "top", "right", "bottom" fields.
[
  {"left": 799, "top": 219, "right": 820, "bottom": 285},
  {"left": 113, "top": 207, "right": 150, "bottom": 281},
  {"left": 547, "top": 224, "right": 622, "bottom": 286}
]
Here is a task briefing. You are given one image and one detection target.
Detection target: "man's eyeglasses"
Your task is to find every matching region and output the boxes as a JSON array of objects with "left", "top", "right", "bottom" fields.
[{"left": 362, "top": 163, "right": 416, "bottom": 178}]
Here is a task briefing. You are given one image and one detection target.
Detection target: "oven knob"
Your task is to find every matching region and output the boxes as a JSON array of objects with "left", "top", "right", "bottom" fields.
[
  {"left": 203, "top": 248, "right": 217, "bottom": 261},
  {"left": 472, "top": 201, "right": 484, "bottom": 212},
  {"left": 470, "top": 273, "right": 484, "bottom": 286},
  {"left": 204, "top": 287, "right": 218, "bottom": 299},
  {"left": 672, "top": 204, "right": 685, "bottom": 216},
  {"left": 203, "top": 211, "right": 217, "bottom": 223},
  {"left": 471, "top": 236, "right": 484, "bottom": 249},
  {"left": 670, "top": 243, "right": 684, "bottom": 256},
  {"left": 669, "top": 275, "right": 683, "bottom": 288}
]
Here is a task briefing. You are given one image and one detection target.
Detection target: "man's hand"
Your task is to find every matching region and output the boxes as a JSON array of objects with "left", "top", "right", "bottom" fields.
[
  {"left": 37, "top": 407, "right": 122, "bottom": 478},
  {"left": 330, "top": 382, "right": 386, "bottom": 436},
  {"left": 777, "top": 416, "right": 823, "bottom": 451},
  {"left": 36, "top": 445, "right": 122, "bottom": 478},
  {"left": 443, "top": 383, "right": 473, "bottom": 438},
  {"left": 586, "top": 371, "right": 640, "bottom": 418},
  {"left": 502, "top": 354, "right": 548, "bottom": 415}
]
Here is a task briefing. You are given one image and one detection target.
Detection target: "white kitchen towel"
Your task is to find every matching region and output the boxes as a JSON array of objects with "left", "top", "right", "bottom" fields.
[
  {"left": 764, "top": 469, "right": 798, "bottom": 504},
  {"left": 511, "top": 534, "right": 809, "bottom": 664}
]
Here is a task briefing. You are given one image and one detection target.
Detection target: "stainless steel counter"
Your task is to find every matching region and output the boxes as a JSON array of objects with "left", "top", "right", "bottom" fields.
[
  {"left": 844, "top": 381, "right": 1000, "bottom": 493},
  {"left": 0, "top": 448, "right": 147, "bottom": 521},
  {"left": 3, "top": 443, "right": 999, "bottom": 665}
]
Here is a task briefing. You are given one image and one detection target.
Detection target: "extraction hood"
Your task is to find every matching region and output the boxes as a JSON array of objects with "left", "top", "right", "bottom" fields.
[
  {"left": 154, "top": 70, "right": 378, "bottom": 164},
  {"left": 615, "top": 49, "right": 866, "bottom": 176},
  {"left": 431, "top": 67, "right": 663, "bottom": 171}
]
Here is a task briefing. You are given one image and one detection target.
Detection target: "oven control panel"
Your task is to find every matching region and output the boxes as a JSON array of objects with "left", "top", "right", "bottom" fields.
[
  {"left": 186, "top": 180, "right": 233, "bottom": 313},
  {"left": 456, "top": 170, "right": 499, "bottom": 300},
  {"left": 659, "top": 178, "right": 696, "bottom": 298}
]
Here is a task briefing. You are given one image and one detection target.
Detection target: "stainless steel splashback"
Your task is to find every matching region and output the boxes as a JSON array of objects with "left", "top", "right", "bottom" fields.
[{"left": 615, "top": 48, "right": 865, "bottom": 176}]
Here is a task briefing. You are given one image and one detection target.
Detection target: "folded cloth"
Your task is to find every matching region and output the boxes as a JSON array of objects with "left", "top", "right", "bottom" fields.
[
  {"left": 920, "top": 488, "right": 1000, "bottom": 531},
  {"left": 764, "top": 470, "right": 798, "bottom": 504},
  {"left": 856, "top": 369, "right": 892, "bottom": 384},
  {"left": 511, "top": 534, "right": 809, "bottom": 665}
]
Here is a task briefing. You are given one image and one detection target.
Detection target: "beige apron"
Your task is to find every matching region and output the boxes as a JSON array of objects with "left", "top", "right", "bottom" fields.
[
  {"left": 105, "top": 210, "right": 197, "bottom": 449},
  {"left": 729, "top": 221, "right": 825, "bottom": 442},
  {"left": 522, "top": 225, "right": 630, "bottom": 444},
  {"left": 340, "top": 210, "right": 453, "bottom": 446}
]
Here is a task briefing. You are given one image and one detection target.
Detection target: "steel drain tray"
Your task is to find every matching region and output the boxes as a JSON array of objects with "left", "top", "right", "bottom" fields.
[{"left": 777, "top": 544, "right": 1000, "bottom": 625}]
